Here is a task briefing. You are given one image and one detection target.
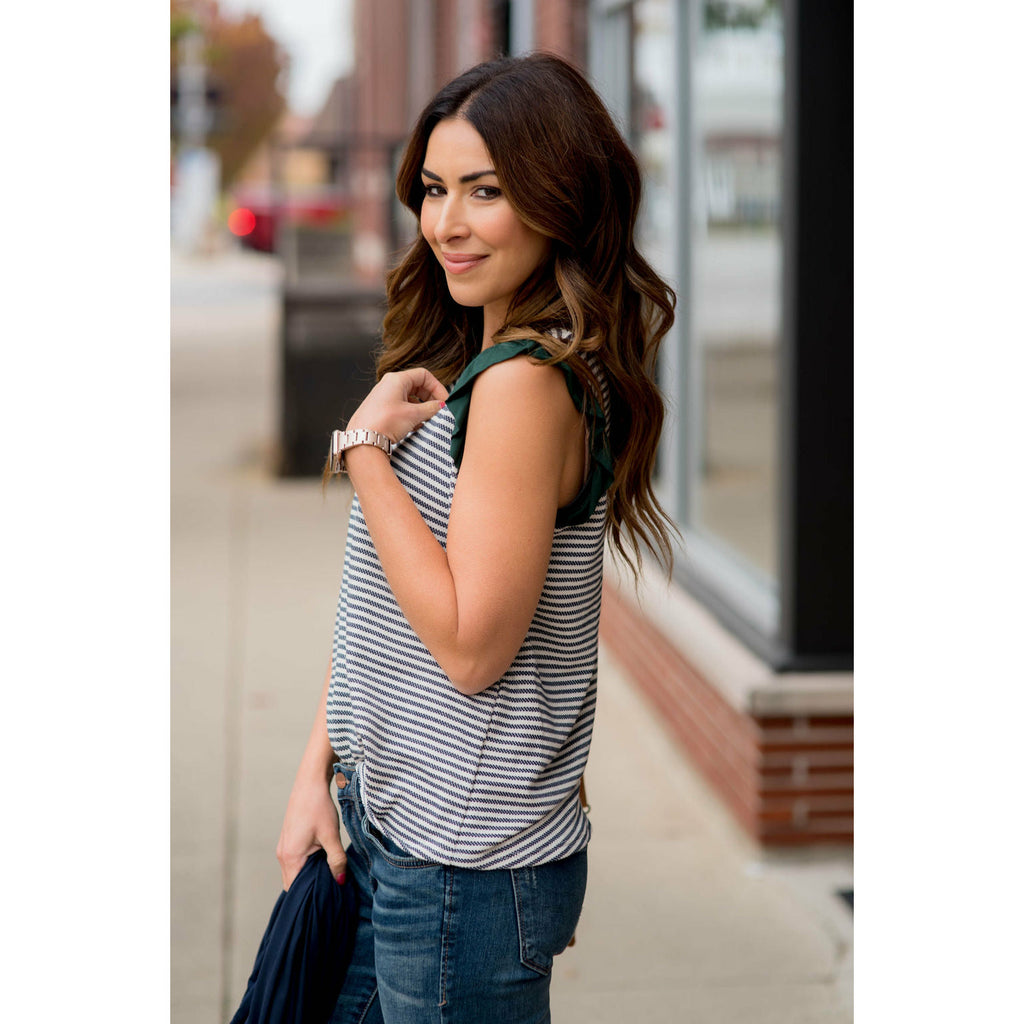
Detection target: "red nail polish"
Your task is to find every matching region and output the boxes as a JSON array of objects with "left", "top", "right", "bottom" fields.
[{"left": 336, "top": 872, "right": 346, "bottom": 885}]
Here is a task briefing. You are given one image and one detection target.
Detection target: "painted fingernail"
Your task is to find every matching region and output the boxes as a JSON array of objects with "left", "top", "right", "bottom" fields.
[
  {"left": 336, "top": 872, "right": 346, "bottom": 885},
  {"left": 440, "top": 401, "right": 446, "bottom": 409}
]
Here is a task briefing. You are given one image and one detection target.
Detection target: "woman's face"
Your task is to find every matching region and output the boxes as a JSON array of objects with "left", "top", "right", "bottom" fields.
[{"left": 420, "top": 117, "right": 549, "bottom": 340}]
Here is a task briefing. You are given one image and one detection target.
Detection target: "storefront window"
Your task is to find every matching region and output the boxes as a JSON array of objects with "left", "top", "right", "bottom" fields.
[
  {"left": 592, "top": 0, "right": 787, "bottom": 636},
  {"left": 592, "top": 0, "right": 850, "bottom": 663}
]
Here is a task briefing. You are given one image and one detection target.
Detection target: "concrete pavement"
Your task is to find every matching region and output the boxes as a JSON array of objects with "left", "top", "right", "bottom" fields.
[{"left": 171, "top": 242, "right": 852, "bottom": 1023}]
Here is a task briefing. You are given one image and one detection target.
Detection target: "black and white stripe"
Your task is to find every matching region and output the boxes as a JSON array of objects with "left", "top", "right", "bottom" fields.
[{"left": 326, "top": 369, "right": 607, "bottom": 870}]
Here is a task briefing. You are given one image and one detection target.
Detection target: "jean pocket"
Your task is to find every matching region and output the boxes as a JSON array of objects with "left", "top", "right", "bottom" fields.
[
  {"left": 511, "top": 850, "right": 588, "bottom": 976},
  {"left": 360, "top": 813, "right": 437, "bottom": 870}
]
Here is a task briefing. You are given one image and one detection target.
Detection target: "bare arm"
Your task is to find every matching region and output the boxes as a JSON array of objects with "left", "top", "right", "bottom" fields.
[
  {"left": 345, "top": 356, "right": 585, "bottom": 694},
  {"left": 275, "top": 658, "right": 348, "bottom": 889}
]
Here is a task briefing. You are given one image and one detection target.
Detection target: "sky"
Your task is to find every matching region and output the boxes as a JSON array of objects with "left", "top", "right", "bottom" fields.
[{"left": 217, "top": 0, "right": 355, "bottom": 117}]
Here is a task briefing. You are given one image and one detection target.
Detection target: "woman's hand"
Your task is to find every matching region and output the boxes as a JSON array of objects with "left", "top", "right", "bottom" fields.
[
  {"left": 347, "top": 368, "right": 448, "bottom": 443},
  {"left": 275, "top": 770, "right": 348, "bottom": 891}
]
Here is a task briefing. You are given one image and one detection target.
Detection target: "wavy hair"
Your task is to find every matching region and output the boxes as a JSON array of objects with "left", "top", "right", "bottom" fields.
[{"left": 379, "top": 53, "right": 678, "bottom": 576}]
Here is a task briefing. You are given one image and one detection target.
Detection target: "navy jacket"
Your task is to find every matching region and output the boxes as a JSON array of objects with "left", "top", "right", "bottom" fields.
[{"left": 230, "top": 850, "right": 358, "bottom": 1024}]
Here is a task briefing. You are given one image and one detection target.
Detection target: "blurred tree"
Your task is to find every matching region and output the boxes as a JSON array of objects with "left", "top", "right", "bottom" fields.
[
  {"left": 171, "top": 0, "right": 288, "bottom": 188},
  {"left": 705, "top": 0, "right": 779, "bottom": 31}
]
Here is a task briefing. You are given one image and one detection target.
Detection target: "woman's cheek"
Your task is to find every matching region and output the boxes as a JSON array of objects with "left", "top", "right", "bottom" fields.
[{"left": 420, "top": 208, "right": 438, "bottom": 246}]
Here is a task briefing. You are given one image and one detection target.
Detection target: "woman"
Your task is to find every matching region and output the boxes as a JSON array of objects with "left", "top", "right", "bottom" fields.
[{"left": 276, "top": 53, "right": 675, "bottom": 1023}]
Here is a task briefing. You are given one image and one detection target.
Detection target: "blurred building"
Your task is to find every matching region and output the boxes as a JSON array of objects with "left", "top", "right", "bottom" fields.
[{"left": 330, "top": 0, "right": 852, "bottom": 848}]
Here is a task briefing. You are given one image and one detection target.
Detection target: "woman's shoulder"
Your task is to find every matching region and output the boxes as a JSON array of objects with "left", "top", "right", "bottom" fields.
[
  {"left": 447, "top": 338, "right": 578, "bottom": 468},
  {"left": 445, "top": 332, "right": 614, "bottom": 527},
  {"left": 447, "top": 338, "right": 552, "bottom": 398},
  {"left": 447, "top": 329, "right": 588, "bottom": 408},
  {"left": 467, "top": 345, "right": 575, "bottom": 408}
]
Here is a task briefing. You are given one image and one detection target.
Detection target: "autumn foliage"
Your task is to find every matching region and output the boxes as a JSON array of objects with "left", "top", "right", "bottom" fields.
[{"left": 171, "top": 0, "right": 287, "bottom": 187}]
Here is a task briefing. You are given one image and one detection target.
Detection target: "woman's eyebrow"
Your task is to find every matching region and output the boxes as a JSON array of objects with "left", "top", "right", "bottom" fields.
[{"left": 421, "top": 167, "right": 498, "bottom": 183}]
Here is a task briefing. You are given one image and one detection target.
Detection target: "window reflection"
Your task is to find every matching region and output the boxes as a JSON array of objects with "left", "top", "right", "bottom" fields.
[
  {"left": 633, "top": 0, "right": 674, "bottom": 278},
  {"left": 691, "top": 0, "right": 783, "bottom": 582}
]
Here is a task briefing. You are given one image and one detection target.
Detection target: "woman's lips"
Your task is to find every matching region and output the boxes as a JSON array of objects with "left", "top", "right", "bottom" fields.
[{"left": 441, "top": 252, "right": 488, "bottom": 274}]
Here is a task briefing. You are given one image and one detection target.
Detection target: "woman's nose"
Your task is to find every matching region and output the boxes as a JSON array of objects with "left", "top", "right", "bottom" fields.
[{"left": 434, "top": 197, "right": 468, "bottom": 241}]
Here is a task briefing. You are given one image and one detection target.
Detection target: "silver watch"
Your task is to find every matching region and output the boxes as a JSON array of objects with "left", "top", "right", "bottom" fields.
[{"left": 328, "top": 428, "right": 394, "bottom": 475}]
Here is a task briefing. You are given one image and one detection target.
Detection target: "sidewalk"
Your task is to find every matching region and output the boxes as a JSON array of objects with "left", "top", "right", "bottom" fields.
[{"left": 171, "top": 244, "right": 852, "bottom": 1024}]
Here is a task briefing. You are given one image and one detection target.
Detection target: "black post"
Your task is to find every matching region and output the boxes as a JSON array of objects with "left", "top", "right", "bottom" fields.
[{"left": 778, "top": 0, "right": 854, "bottom": 668}]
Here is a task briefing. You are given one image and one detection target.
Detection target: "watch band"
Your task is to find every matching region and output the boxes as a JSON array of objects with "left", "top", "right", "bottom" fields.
[{"left": 328, "top": 428, "right": 394, "bottom": 474}]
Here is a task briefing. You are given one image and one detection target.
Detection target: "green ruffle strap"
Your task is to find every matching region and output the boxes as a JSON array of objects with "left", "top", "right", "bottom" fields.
[{"left": 446, "top": 339, "right": 614, "bottom": 528}]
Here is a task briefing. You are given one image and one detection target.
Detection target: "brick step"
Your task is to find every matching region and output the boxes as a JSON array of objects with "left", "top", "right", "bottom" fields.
[
  {"left": 758, "top": 774, "right": 854, "bottom": 795},
  {"left": 761, "top": 749, "right": 854, "bottom": 770}
]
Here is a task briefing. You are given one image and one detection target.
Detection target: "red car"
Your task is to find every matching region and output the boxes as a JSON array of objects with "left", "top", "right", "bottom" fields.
[{"left": 228, "top": 184, "right": 350, "bottom": 253}]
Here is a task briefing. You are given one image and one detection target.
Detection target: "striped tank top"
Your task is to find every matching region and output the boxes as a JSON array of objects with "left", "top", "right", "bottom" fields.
[{"left": 326, "top": 338, "right": 612, "bottom": 869}]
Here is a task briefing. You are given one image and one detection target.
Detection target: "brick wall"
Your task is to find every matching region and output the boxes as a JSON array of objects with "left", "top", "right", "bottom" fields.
[
  {"left": 599, "top": 580, "right": 853, "bottom": 846},
  {"left": 535, "top": 0, "right": 587, "bottom": 63}
]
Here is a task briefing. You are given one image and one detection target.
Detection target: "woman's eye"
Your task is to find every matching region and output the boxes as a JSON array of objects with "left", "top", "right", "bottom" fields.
[
  {"left": 423, "top": 184, "right": 445, "bottom": 198},
  {"left": 473, "top": 186, "right": 501, "bottom": 200}
]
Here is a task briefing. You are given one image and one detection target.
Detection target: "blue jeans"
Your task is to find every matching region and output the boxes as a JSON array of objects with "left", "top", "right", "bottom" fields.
[{"left": 330, "top": 764, "right": 587, "bottom": 1024}]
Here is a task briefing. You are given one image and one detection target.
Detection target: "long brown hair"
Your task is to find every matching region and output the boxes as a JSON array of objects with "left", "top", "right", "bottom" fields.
[{"left": 380, "top": 53, "right": 678, "bottom": 576}]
